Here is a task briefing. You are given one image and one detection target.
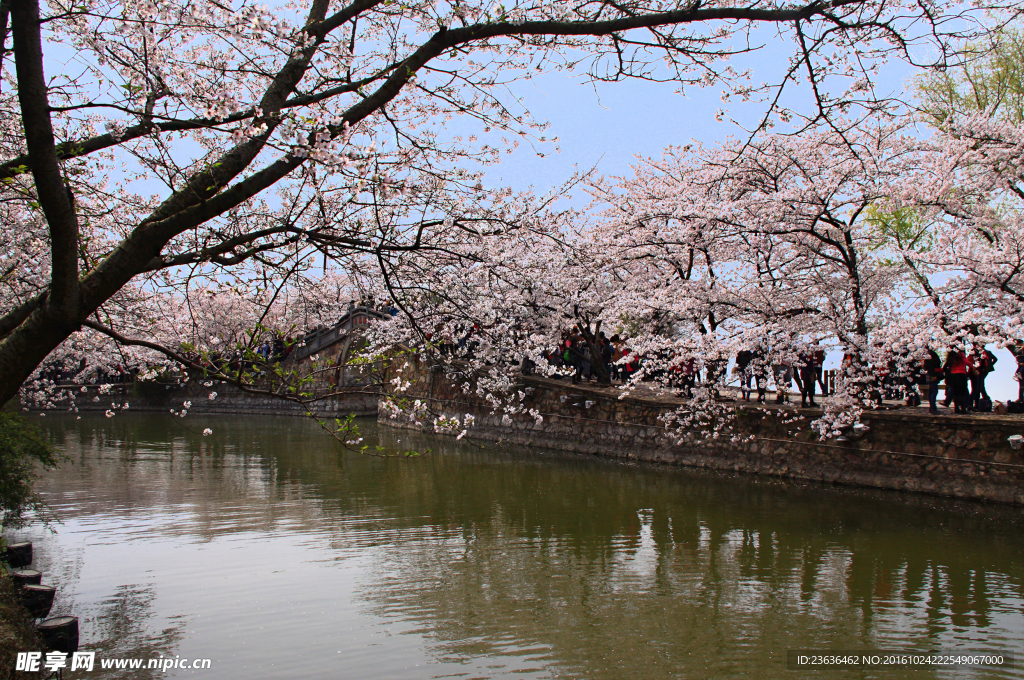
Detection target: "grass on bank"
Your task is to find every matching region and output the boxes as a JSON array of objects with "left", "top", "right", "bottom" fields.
[{"left": 0, "top": 571, "right": 40, "bottom": 679}]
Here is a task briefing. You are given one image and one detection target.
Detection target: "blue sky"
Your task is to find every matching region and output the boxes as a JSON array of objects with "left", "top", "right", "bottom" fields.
[{"left": 483, "top": 27, "right": 918, "bottom": 193}]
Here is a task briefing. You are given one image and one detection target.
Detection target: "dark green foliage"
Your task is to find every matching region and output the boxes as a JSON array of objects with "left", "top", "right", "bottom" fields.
[{"left": 0, "top": 413, "right": 60, "bottom": 530}]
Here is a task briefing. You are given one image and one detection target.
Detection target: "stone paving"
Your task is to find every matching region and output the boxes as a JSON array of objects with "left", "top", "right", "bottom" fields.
[{"left": 538, "top": 375, "right": 1024, "bottom": 422}]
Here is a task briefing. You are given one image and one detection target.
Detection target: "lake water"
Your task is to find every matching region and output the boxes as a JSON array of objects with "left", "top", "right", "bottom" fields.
[{"left": 11, "top": 413, "right": 1024, "bottom": 679}]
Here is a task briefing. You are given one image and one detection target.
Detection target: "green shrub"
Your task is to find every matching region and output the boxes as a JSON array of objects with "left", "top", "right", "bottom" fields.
[{"left": 0, "top": 414, "right": 60, "bottom": 531}]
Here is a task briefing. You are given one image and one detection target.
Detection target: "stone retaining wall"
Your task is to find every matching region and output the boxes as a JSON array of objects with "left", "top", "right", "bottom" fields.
[{"left": 381, "top": 358, "right": 1024, "bottom": 505}]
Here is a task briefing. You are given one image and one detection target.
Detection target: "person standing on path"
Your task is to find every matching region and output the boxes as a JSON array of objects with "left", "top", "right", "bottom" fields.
[
  {"left": 813, "top": 346, "right": 827, "bottom": 396},
  {"left": 798, "top": 350, "right": 819, "bottom": 407},
  {"left": 1012, "top": 340, "right": 1024, "bottom": 403},
  {"left": 736, "top": 348, "right": 755, "bottom": 401},
  {"left": 943, "top": 348, "right": 973, "bottom": 414},
  {"left": 976, "top": 347, "right": 996, "bottom": 407},
  {"left": 923, "top": 349, "right": 943, "bottom": 415}
]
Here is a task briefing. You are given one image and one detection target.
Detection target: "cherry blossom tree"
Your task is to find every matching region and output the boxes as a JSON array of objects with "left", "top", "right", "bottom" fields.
[
  {"left": 901, "top": 115, "right": 1024, "bottom": 343},
  {"left": 0, "top": 0, "right": 1016, "bottom": 407},
  {"left": 582, "top": 124, "right": 919, "bottom": 427}
]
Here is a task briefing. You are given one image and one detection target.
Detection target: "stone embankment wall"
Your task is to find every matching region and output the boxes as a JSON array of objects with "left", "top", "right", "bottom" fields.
[
  {"left": 381, "top": 358, "right": 1024, "bottom": 505},
  {"left": 32, "top": 380, "right": 378, "bottom": 418}
]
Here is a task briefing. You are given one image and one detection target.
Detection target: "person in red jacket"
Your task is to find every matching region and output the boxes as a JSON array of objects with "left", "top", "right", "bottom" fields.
[{"left": 943, "top": 349, "right": 973, "bottom": 414}]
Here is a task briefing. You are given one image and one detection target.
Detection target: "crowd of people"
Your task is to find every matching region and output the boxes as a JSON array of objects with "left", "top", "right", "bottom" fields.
[
  {"left": 533, "top": 327, "right": 1024, "bottom": 416},
  {"left": 538, "top": 328, "right": 640, "bottom": 386}
]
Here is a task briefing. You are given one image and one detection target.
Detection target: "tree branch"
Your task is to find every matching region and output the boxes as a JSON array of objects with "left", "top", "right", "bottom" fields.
[
  {"left": 81, "top": 318, "right": 380, "bottom": 404},
  {"left": 11, "top": 0, "right": 80, "bottom": 321},
  {"left": 0, "top": 0, "right": 10, "bottom": 94}
]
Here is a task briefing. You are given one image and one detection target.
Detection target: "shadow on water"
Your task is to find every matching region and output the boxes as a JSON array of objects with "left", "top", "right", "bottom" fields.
[{"left": 13, "top": 413, "right": 1024, "bottom": 679}]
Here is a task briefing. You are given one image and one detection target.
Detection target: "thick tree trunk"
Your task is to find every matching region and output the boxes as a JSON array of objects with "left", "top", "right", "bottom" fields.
[{"left": 0, "top": 308, "right": 81, "bottom": 406}]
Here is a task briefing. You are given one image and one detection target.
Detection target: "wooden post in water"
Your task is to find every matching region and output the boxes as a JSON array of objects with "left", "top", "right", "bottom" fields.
[
  {"left": 4, "top": 542, "right": 32, "bottom": 568},
  {"left": 10, "top": 569, "right": 42, "bottom": 585},
  {"left": 37, "top": 617, "right": 79, "bottom": 654},
  {"left": 20, "top": 584, "right": 56, "bottom": 619}
]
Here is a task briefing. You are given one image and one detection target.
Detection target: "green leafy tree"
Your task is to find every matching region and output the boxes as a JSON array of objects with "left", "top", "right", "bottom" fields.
[{"left": 914, "top": 25, "right": 1024, "bottom": 126}]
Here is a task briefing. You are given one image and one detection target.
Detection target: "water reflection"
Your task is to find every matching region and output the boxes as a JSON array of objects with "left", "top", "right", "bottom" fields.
[{"left": 11, "top": 414, "right": 1024, "bottom": 679}]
